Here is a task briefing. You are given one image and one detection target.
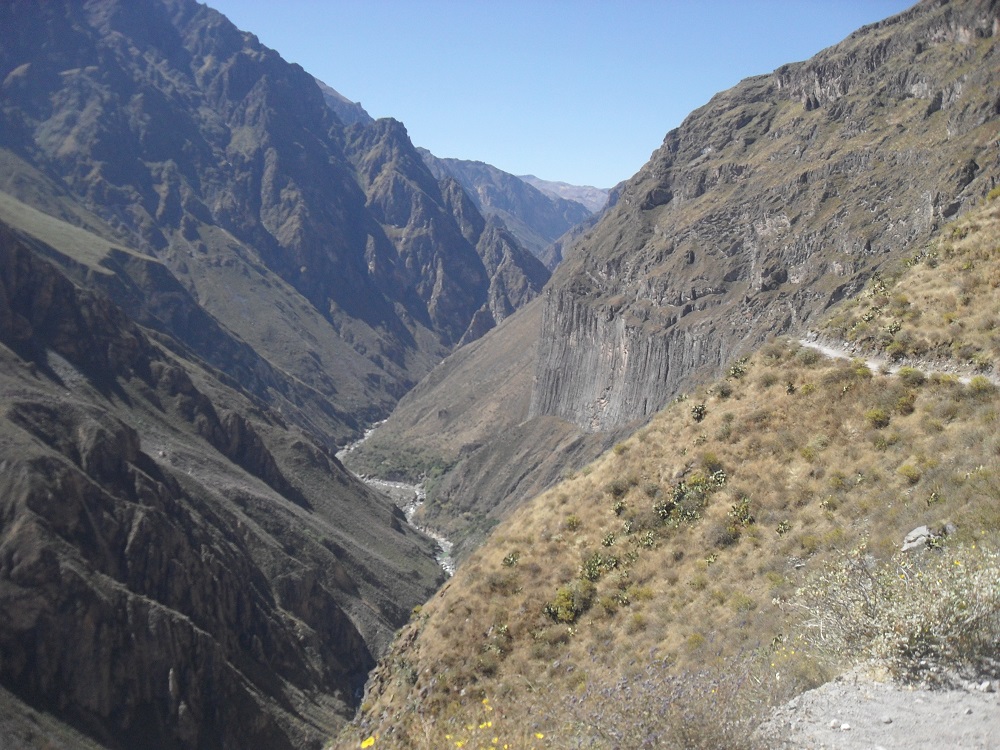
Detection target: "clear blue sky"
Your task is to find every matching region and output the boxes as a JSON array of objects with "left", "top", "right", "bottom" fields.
[{"left": 207, "top": 0, "right": 915, "bottom": 189}]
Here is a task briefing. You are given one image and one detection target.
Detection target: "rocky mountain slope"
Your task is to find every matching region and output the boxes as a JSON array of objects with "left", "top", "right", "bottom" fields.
[
  {"left": 350, "top": 0, "right": 1000, "bottom": 553},
  {"left": 0, "top": 0, "right": 546, "bottom": 441},
  {"left": 419, "top": 150, "right": 594, "bottom": 268},
  {"left": 534, "top": 0, "right": 1000, "bottom": 434},
  {"left": 0, "top": 219, "right": 444, "bottom": 749}
]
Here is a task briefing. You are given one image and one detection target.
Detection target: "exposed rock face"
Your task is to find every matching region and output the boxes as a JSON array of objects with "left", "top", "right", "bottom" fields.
[
  {"left": 0, "top": 222, "right": 444, "bottom": 748},
  {"left": 420, "top": 150, "right": 594, "bottom": 268},
  {"left": 531, "top": 0, "right": 1000, "bottom": 433},
  {"left": 315, "top": 77, "right": 373, "bottom": 127}
]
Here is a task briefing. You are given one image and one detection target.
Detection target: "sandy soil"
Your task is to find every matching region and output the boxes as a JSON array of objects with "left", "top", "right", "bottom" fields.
[{"left": 760, "top": 669, "right": 1000, "bottom": 749}]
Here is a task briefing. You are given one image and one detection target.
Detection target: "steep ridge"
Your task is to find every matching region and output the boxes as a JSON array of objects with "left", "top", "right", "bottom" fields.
[
  {"left": 519, "top": 174, "right": 610, "bottom": 214},
  {"left": 419, "top": 150, "right": 594, "bottom": 268},
  {"left": 532, "top": 0, "right": 1000, "bottom": 433},
  {"left": 0, "top": 221, "right": 444, "bottom": 748},
  {"left": 343, "top": 119, "right": 549, "bottom": 347}
]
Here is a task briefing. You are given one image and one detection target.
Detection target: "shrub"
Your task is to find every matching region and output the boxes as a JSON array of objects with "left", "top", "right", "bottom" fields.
[
  {"left": 796, "top": 347, "right": 821, "bottom": 366},
  {"left": 729, "top": 358, "right": 749, "bottom": 378},
  {"left": 796, "top": 545, "right": 1000, "bottom": 685},
  {"left": 969, "top": 375, "right": 996, "bottom": 398},
  {"left": 897, "top": 463, "right": 922, "bottom": 484},
  {"left": 544, "top": 580, "right": 596, "bottom": 623},
  {"left": 606, "top": 478, "right": 630, "bottom": 499},
  {"left": 691, "top": 403, "right": 708, "bottom": 422},
  {"left": 897, "top": 366, "right": 926, "bottom": 387},
  {"left": 865, "top": 408, "right": 891, "bottom": 429}
]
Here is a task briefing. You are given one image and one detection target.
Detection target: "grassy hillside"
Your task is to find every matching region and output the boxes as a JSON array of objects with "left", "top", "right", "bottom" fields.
[
  {"left": 337, "top": 197, "right": 1000, "bottom": 749},
  {"left": 824, "top": 185, "right": 1000, "bottom": 372}
]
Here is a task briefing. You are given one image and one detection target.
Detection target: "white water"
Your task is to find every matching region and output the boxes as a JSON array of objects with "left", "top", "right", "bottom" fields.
[{"left": 338, "top": 428, "right": 454, "bottom": 576}]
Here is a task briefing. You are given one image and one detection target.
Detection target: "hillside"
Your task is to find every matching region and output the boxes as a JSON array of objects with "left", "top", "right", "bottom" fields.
[
  {"left": 0, "top": 220, "right": 445, "bottom": 749},
  {"left": 342, "top": 195, "right": 1000, "bottom": 749},
  {"left": 349, "top": 0, "right": 1000, "bottom": 561},
  {"left": 0, "top": 0, "right": 546, "bottom": 442}
]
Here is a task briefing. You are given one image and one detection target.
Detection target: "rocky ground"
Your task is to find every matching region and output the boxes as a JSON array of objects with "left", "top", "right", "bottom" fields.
[{"left": 760, "top": 668, "right": 1000, "bottom": 749}]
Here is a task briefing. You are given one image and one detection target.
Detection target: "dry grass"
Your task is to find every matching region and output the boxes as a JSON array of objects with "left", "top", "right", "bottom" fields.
[
  {"left": 824, "top": 194, "right": 1000, "bottom": 373},
  {"left": 337, "top": 201, "right": 1000, "bottom": 750}
]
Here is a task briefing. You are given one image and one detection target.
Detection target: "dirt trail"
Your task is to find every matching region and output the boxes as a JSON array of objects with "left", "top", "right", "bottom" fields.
[
  {"left": 797, "top": 334, "right": 1000, "bottom": 386},
  {"left": 760, "top": 668, "right": 1000, "bottom": 749}
]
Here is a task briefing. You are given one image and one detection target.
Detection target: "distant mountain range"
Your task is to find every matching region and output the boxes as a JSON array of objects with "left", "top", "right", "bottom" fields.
[
  {"left": 519, "top": 174, "right": 610, "bottom": 214},
  {"left": 418, "top": 150, "right": 596, "bottom": 268}
]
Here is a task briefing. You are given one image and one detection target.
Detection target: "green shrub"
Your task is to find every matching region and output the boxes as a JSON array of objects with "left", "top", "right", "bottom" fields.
[
  {"left": 897, "top": 366, "right": 926, "bottom": 387},
  {"left": 897, "top": 463, "right": 922, "bottom": 484},
  {"left": 544, "top": 580, "right": 596, "bottom": 624},
  {"left": 969, "top": 375, "right": 996, "bottom": 398},
  {"left": 865, "top": 408, "right": 891, "bottom": 429}
]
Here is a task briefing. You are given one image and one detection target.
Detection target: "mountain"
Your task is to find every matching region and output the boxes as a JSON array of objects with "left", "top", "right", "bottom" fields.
[
  {"left": 0, "top": 0, "right": 546, "bottom": 441},
  {"left": 0, "top": 0, "right": 551, "bottom": 746},
  {"left": 534, "top": 0, "right": 1000, "bottom": 434},
  {"left": 418, "top": 150, "right": 594, "bottom": 269},
  {"left": 347, "top": 0, "right": 1000, "bottom": 557},
  {"left": 519, "top": 174, "right": 610, "bottom": 214}
]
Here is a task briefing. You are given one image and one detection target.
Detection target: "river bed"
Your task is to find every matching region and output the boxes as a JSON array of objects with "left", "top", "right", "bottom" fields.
[{"left": 337, "top": 428, "right": 454, "bottom": 576}]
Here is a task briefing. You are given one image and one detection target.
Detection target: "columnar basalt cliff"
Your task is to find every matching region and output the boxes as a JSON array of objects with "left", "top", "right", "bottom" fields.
[{"left": 531, "top": 0, "right": 1000, "bottom": 433}]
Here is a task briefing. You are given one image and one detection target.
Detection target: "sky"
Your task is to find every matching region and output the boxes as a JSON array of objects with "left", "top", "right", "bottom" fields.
[{"left": 207, "top": 0, "right": 916, "bottom": 189}]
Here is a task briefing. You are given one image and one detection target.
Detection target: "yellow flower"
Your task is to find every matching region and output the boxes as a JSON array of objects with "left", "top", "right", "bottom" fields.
[
  {"left": 535, "top": 733, "right": 545, "bottom": 739},
  {"left": 360, "top": 737, "right": 375, "bottom": 749}
]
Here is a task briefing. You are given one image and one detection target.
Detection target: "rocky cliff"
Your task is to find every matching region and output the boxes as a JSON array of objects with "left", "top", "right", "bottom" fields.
[
  {"left": 348, "top": 0, "right": 1000, "bottom": 557},
  {"left": 532, "top": 0, "right": 1000, "bottom": 433}
]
